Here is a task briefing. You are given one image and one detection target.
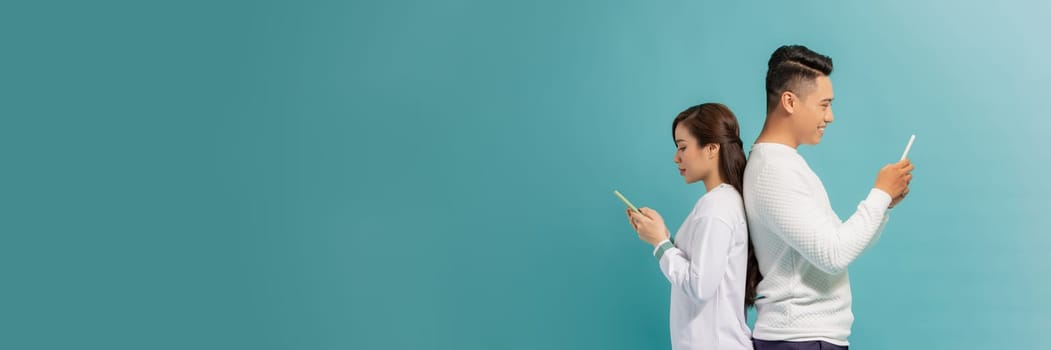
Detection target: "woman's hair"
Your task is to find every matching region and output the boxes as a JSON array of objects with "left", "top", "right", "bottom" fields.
[{"left": 671, "top": 103, "right": 762, "bottom": 309}]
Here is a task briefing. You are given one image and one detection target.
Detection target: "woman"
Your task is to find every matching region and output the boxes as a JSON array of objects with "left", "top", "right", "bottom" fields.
[{"left": 626, "top": 103, "right": 761, "bottom": 350}]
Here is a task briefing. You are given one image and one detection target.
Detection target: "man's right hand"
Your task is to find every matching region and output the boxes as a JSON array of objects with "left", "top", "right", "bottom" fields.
[{"left": 875, "top": 159, "right": 913, "bottom": 208}]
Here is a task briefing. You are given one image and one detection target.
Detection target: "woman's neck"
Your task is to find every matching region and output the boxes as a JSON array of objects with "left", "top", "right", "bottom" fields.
[{"left": 703, "top": 172, "right": 725, "bottom": 193}]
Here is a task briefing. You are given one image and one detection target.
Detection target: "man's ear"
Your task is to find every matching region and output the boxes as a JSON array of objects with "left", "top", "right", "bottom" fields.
[{"left": 781, "top": 91, "right": 796, "bottom": 114}]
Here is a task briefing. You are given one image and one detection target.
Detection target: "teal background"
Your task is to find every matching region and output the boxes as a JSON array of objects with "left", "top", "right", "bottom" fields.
[{"left": 3, "top": 0, "right": 1049, "bottom": 349}]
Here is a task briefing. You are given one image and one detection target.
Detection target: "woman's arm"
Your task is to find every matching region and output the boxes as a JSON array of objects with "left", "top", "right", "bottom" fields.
[{"left": 655, "top": 216, "right": 734, "bottom": 306}]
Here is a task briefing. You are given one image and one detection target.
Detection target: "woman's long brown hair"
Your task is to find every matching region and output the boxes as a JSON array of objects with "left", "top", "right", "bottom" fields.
[{"left": 672, "top": 103, "right": 762, "bottom": 309}]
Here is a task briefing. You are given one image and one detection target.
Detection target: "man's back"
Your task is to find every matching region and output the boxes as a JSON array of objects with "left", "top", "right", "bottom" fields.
[{"left": 744, "top": 143, "right": 892, "bottom": 346}]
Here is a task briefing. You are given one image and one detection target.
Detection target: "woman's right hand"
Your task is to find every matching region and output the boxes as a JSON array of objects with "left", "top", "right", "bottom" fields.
[{"left": 626, "top": 207, "right": 670, "bottom": 246}]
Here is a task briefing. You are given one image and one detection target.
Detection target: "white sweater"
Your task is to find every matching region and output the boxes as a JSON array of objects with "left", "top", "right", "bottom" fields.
[
  {"left": 654, "top": 183, "right": 752, "bottom": 350},
  {"left": 742, "top": 143, "right": 891, "bottom": 346}
]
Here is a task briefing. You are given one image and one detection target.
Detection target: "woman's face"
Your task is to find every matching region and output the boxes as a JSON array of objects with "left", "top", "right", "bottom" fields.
[{"left": 673, "top": 123, "right": 717, "bottom": 184}]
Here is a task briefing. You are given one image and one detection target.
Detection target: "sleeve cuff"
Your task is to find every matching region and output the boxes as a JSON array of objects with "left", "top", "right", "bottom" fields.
[
  {"left": 869, "top": 188, "right": 893, "bottom": 209},
  {"left": 653, "top": 239, "right": 674, "bottom": 260}
]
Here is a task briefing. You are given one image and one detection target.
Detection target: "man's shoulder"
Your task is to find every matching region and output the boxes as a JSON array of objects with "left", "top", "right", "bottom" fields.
[{"left": 746, "top": 152, "right": 809, "bottom": 181}]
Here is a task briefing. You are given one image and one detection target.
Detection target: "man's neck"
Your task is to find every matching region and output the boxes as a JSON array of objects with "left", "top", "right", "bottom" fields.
[{"left": 755, "top": 116, "right": 799, "bottom": 149}]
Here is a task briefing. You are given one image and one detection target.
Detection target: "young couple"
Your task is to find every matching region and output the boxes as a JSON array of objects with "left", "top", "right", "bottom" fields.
[{"left": 625, "top": 45, "right": 915, "bottom": 350}]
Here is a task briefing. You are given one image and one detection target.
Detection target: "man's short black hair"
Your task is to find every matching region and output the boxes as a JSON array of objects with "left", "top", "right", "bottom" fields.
[{"left": 765, "top": 45, "right": 833, "bottom": 112}]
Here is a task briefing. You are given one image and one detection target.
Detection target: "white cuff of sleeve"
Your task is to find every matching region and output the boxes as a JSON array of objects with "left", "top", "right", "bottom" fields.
[{"left": 869, "top": 188, "right": 893, "bottom": 209}]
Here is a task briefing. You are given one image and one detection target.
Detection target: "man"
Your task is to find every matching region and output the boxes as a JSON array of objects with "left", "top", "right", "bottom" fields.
[{"left": 743, "top": 45, "right": 914, "bottom": 349}]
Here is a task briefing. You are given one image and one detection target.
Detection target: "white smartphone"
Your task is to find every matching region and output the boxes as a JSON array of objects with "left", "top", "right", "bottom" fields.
[{"left": 900, "top": 134, "right": 916, "bottom": 161}]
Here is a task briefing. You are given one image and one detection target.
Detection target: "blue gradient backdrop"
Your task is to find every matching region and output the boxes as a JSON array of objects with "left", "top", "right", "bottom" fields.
[{"left": 3, "top": 0, "right": 1049, "bottom": 349}]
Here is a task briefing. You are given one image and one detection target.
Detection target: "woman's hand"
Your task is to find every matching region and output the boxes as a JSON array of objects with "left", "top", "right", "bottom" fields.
[{"left": 626, "top": 207, "right": 670, "bottom": 246}]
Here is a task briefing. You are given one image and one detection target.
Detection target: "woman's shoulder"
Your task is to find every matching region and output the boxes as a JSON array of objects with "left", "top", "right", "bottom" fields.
[{"left": 690, "top": 185, "right": 746, "bottom": 224}]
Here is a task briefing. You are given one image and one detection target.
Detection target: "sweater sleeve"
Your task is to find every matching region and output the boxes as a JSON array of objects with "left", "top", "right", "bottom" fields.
[
  {"left": 865, "top": 211, "right": 891, "bottom": 251},
  {"left": 656, "top": 216, "right": 734, "bottom": 306},
  {"left": 752, "top": 162, "right": 892, "bottom": 275}
]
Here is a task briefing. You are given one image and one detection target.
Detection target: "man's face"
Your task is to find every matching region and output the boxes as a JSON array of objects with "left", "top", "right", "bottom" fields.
[{"left": 793, "top": 75, "right": 835, "bottom": 145}]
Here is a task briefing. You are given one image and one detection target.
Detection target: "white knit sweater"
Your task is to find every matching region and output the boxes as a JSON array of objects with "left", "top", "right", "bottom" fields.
[{"left": 743, "top": 143, "right": 892, "bottom": 346}]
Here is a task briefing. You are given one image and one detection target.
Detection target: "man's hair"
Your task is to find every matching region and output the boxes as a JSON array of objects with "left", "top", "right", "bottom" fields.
[{"left": 765, "top": 45, "right": 833, "bottom": 112}]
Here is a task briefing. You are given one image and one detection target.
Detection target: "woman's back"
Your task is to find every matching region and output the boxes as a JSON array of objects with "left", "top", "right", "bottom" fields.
[{"left": 662, "top": 184, "right": 752, "bottom": 350}]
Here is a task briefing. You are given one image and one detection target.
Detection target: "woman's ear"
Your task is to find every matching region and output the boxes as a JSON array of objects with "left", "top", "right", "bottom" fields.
[{"left": 708, "top": 143, "right": 720, "bottom": 159}]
